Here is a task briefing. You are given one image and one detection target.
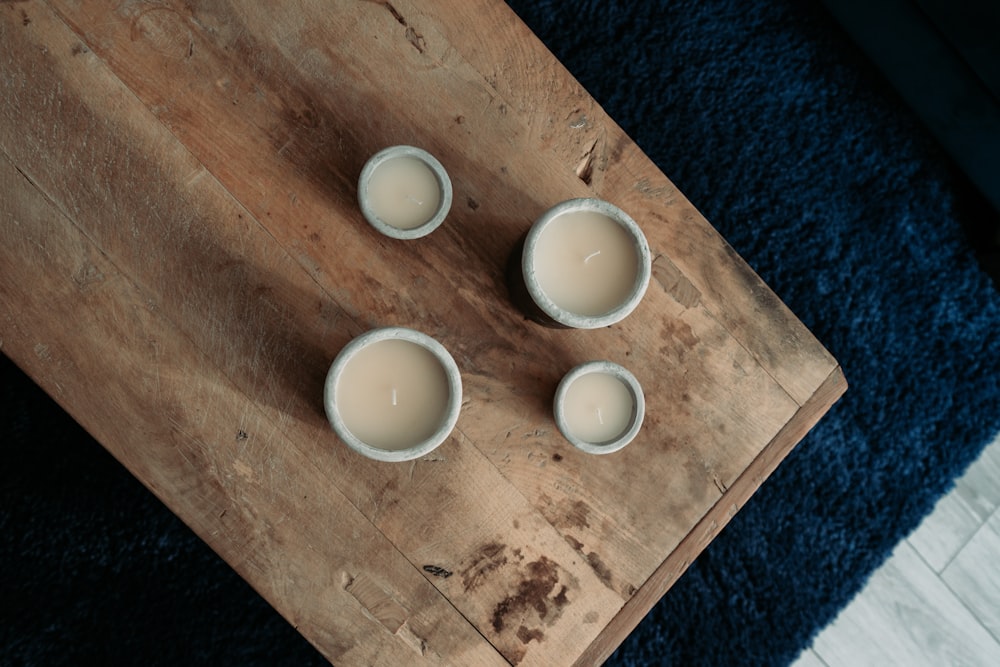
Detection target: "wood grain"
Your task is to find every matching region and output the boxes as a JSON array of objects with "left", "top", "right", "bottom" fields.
[
  {"left": 1, "top": 1, "right": 846, "bottom": 664},
  {"left": 0, "top": 152, "right": 505, "bottom": 666}
]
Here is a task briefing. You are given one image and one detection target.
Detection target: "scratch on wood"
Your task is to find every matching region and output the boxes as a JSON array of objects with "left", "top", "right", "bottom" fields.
[
  {"left": 395, "top": 621, "right": 427, "bottom": 656},
  {"left": 33, "top": 343, "right": 50, "bottom": 360},
  {"left": 275, "top": 136, "right": 295, "bottom": 157},
  {"left": 575, "top": 138, "right": 598, "bottom": 186},
  {"left": 382, "top": 1, "right": 407, "bottom": 25},
  {"left": 652, "top": 254, "right": 702, "bottom": 308},
  {"left": 343, "top": 572, "right": 424, "bottom": 653},
  {"left": 712, "top": 475, "right": 728, "bottom": 494},
  {"left": 405, "top": 27, "right": 426, "bottom": 54},
  {"left": 73, "top": 262, "right": 105, "bottom": 289}
]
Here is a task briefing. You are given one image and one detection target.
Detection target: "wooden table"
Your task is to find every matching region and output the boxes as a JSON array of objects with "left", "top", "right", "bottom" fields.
[{"left": 0, "top": 2, "right": 846, "bottom": 665}]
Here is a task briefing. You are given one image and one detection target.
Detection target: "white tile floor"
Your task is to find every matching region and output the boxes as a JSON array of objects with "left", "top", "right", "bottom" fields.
[{"left": 793, "top": 432, "right": 1000, "bottom": 666}]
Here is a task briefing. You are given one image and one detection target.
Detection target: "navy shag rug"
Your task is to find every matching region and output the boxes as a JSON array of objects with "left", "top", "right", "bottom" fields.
[{"left": 3, "top": 1, "right": 1000, "bottom": 665}]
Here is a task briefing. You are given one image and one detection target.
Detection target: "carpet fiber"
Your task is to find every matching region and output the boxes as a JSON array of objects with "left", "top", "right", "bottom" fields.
[{"left": 3, "top": 1, "right": 1000, "bottom": 665}]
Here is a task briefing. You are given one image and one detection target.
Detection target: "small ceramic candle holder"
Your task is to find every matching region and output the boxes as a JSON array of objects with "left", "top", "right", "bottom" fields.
[
  {"left": 357, "top": 145, "right": 453, "bottom": 240},
  {"left": 553, "top": 360, "right": 645, "bottom": 455},
  {"left": 324, "top": 327, "right": 463, "bottom": 462},
  {"left": 505, "top": 198, "right": 652, "bottom": 328}
]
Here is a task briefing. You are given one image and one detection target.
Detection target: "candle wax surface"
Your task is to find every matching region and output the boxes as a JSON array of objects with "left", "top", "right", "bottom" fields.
[
  {"left": 563, "top": 372, "right": 634, "bottom": 444},
  {"left": 336, "top": 339, "right": 450, "bottom": 450},
  {"left": 533, "top": 210, "right": 639, "bottom": 316},
  {"left": 367, "top": 156, "right": 441, "bottom": 230}
]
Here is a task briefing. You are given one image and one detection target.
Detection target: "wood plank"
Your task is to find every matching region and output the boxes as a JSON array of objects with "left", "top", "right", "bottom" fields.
[
  {"left": 811, "top": 540, "right": 1000, "bottom": 666},
  {"left": 421, "top": 0, "right": 839, "bottom": 405},
  {"left": 0, "top": 6, "right": 622, "bottom": 665},
  {"left": 39, "top": 0, "right": 824, "bottom": 591},
  {"left": 0, "top": 152, "right": 504, "bottom": 667},
  {"left": 908, "top": 433, "right": 1000, "bottom": 572},
  {"left": 1, "top": 0, "right": 846, "bottom": 662},
  {"left": 577, "top": 363, "right": 846, "bottom": 666},
  {"left": 942, "top": 507, "right": 1000, "bottom": 641}
]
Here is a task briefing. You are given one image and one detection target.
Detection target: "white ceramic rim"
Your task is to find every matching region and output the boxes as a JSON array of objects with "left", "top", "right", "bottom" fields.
[
  {"left": 357, "top": 145, "right": 453, "bottom": 240},
  {"left": 553, "top": 360, "right": 645, "bottom": 455},
  {"left": 323, "top": 327, "right": 463, "bottom": 462},
  {"left": 522, "top": 198, "right": 652, "bottom": 329}
]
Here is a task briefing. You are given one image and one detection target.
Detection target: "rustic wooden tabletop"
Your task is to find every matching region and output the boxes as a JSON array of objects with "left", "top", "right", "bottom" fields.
[{"left": 0, "top": 1, "right": 845, "bottom": 665}]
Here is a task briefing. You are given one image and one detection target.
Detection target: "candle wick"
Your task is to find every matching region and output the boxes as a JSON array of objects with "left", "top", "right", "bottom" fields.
[
  {"left": 596, "top": 408, "right": 604, "bottom": 425},
  {"left": 584, "top": 250, "right": 602, "bottom": 264},
  {"left": 405, "top": 195, "right": 424, "bottom": 206},
  {"left": 391, "top": 388, "right": 398, "bottom": 406}
]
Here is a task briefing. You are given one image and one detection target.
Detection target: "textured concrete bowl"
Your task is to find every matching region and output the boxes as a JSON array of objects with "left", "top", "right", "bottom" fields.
[
  {"left": 357, "top": 145, "right": 453, "bottom": 240},
  {"left": 324, "top": 327, "right": 462, "bottom": 462},
  {"left": 522, "top": 198, "right": 651, "bottom": 328},
  {"left": 553, "top": 360, "right": 645, "bottom": 455}
]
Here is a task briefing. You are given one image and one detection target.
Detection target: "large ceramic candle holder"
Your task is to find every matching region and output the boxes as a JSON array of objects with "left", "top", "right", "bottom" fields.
[
  {"left": 324, "top": 327, "right": 463, "bottom": 462},
  {"left": 506, "top": 198, "right": 652, "bottom": 329},
  {"left": 357, "top": 145, "right": 453, "bottom": 240},
  {"left": 554, "top": 361, "right": 645, "bottom": 455}
]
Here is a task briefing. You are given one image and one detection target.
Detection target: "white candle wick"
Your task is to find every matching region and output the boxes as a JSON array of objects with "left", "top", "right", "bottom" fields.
[
  {"left": 391, "top": 388, "right": 398, "bottom": 406},
  {"left": 584, "top": 249, "right": 602, "bottom": 264},
  {"left": 596, "top": 407, "right": 604, "bottom": 425},
  {"left": 405, "top": 194, "right": 424, "bottom": 206}
]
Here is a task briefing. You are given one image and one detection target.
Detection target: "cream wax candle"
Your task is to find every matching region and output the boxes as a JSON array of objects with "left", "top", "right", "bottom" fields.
[
  {"left": 357, "top": 145, "right": 453, "bottom": 239},
  {"left": 507, "top": 198, "right": 651, "bottom": 328},
  {"left": 554, "top": 361, "right": 645, "bottom": 454},
  {"left": 324, "top": 327, "right": 462, "bottom": 462}
]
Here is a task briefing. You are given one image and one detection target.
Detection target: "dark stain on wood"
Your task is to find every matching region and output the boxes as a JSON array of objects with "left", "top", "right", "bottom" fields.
[
  {"left": 553, "top": 584, "right": 569, "bottom": 607},
  {"left": 490, "top": 555, "right": 565, "bottom": 632},
  {"left": 551, "top": 452, "right": 563, "bottom": 462},
  {"left": 516, "top": 625, "right": 544, "bottom": 645},
  {"left": 460, "top": 541, "right": 507, "bottom": 592},
  {"left": 565, "top": 500, "right": 590, "bottom": 528},
  {"left": 586, "top": 551, "right": 613, "bottom": 586},
  {"left": 660, "top": 317, "right": 700, "bottom": 349},
  {"left": 422, "top": 564, "right": 452, "bottom": 578}
]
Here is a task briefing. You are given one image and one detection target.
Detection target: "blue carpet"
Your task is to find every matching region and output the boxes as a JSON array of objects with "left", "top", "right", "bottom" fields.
[{"left": 3, "top": 1, "right": 1000, "bottom": 665}]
